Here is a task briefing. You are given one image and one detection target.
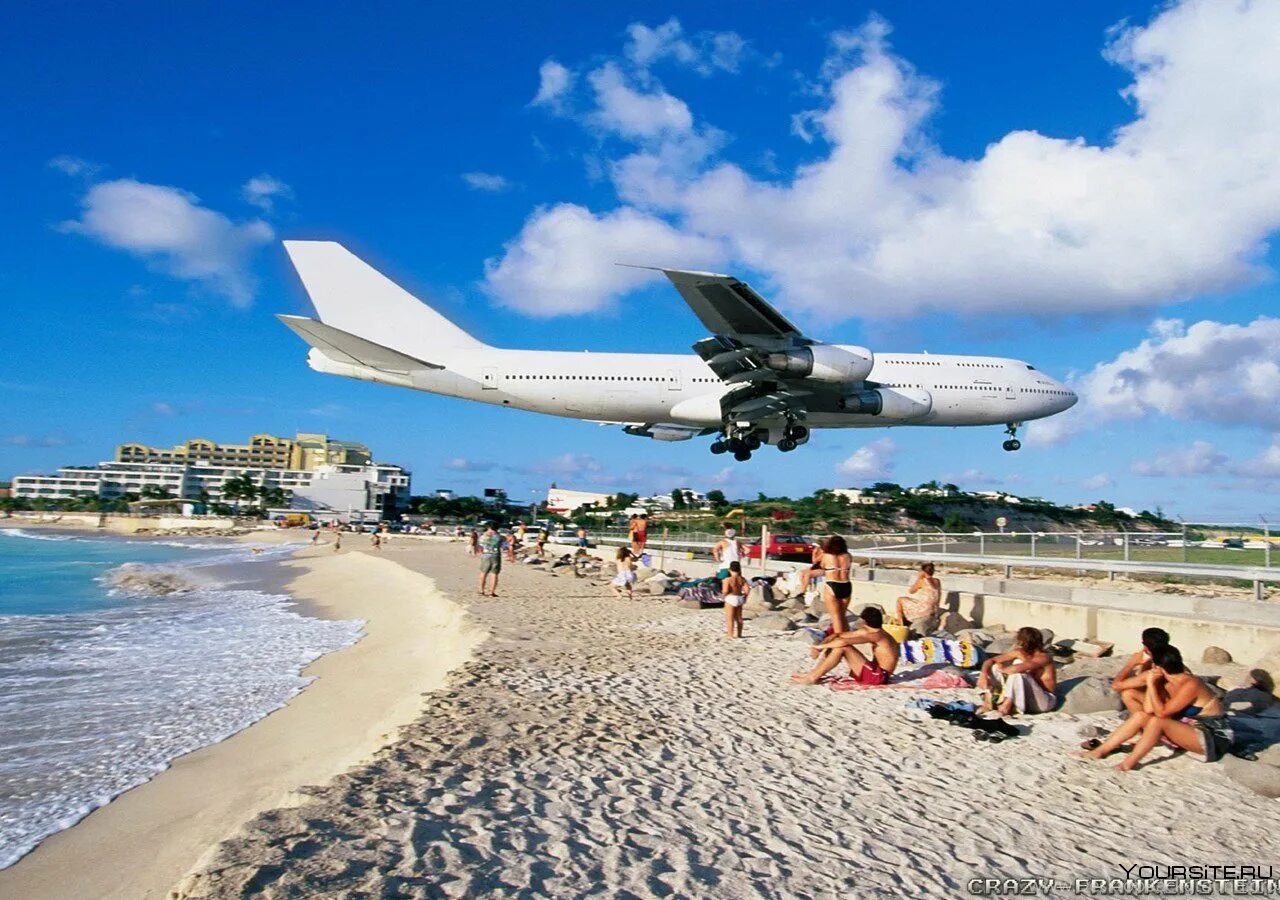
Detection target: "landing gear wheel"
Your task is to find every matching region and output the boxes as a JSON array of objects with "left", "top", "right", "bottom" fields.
[
  {"left": 1002, "top": 439, "right": 1021, "bottom": 452},
  {"left": 733, "top": 449, "right": 752, "bottom": 462},
  {"left": 778, "top": 438, "right": 797, "bottom": 452},
  {"left": 785, "top": 424, "right": 809, "bottom": 443},
  {"left": 744, "top": 434, "right": 762, "bottom": 451},
  {"left": 727, "top": 437, "right": 744, "bottom": 453},
  {"left": 710, "top": 440, "right": 727, "bottom": 455}
]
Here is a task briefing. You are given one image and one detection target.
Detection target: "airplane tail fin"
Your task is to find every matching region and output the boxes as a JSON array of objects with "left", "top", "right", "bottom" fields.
[{"left": 282, "top": 240, "right": 486, "bottom": 355}]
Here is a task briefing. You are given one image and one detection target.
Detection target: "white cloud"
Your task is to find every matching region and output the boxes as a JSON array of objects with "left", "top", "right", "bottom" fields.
[
  {"left": 47, "top": 155, "right": 99, "bottom": 178},
  {"left": 483, "top": 203, "right": 723, "bottom": 315},
  {"left": 532, "top": 60, "right": 574, "bottom": 109},
  {"left": 586, "top": 63, "right": 694, "bottom": 140},
  {"left": 241, "top": 174, "right": 293, "bottom": 212},
  {"left": 528, "top": 453, "right": 605, "bottom": 479},
  {"left": 623, "top": 18, "right": 752, "bottom": 75},
  {"left": 151, "top": 402, "right": 179, "bottom": 416},
  {"left": 1237, "top": 437, "right": 1280, "bottom": 479},
  {"left": 1029, "top": 316, "right": 1280, "bottom": 445},
  {"left": 491, "top": 0, "right": 1280, "bottom": 320},
  {"left": 462, "top": 172, "right": 512, "bottom": 192},
  {"left": 1080, "top": 473, "right": 1116, "bottom": 491},
  {"left": 61, "top": 179, "right": 273, "bottom": 307},
  {"left": 444, "top": 457, "right": 497, "bottom": 472},
  {"left": 939, "top": 468, "right": 1003, "bottom": 487},
  {"left": 5, "top": 434, "right": 68, "bottom": 448},
  {"left": 835, "top": 437, "right": 896, "bottom": 481},
  {"left": 1132, "top": 441, "right": 1229, "bottom": 476}
]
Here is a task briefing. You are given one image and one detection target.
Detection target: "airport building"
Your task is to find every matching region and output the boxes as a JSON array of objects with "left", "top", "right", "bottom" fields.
[
  {"left": 12, "top": 432, "right": 410, "bottom": 519},
  {"left": 544, "top": 488, "right": 614, "bottom": 515}
]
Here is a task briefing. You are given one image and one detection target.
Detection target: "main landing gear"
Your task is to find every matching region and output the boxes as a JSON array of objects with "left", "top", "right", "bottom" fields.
[
  {"left": 709, "top": 421, "right": 809, "bottom": 462},
  {"left": 1002, "top": 422, "right": 1022, "bottom": 452}
]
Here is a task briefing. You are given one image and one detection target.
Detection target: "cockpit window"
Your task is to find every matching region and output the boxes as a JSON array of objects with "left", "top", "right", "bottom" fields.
[{"left": 1026, "top": 365, "right": 1036, "bottom": 370}]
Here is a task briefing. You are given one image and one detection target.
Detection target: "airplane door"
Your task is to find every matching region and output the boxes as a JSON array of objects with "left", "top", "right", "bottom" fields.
[
  {"left": 481, "top": 367, "right": 498, "bottom": 390},
  {"left": 666, "top": 369, "right": 681, "bottom": 391},
  {"left": 1005, "top": 383, "right": 1016, "bottom": 400}
]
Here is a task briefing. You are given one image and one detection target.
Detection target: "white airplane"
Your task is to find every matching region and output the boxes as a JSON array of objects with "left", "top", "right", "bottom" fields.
[{"left": 279, "top": 241, "right": 1077, "bottom": 462}]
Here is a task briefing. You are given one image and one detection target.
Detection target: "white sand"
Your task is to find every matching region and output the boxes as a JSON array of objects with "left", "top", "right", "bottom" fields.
[
  {"left": 170, "top": 542, "right": 1280, "bottom": 898},
  {"left": 0, "top": 547, "right": 483, "bottom": 900}
]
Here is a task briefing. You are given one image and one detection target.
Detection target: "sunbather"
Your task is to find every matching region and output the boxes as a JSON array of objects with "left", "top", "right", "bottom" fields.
[
  {"left": 892, "top": 562, "right": 941, "bottom": 631},
  {"left": 790, "top": 607, "right": 899, "bottom": 685},
  {"left": 1111, "top": 627, "right": 1171, "bottom": 715},
  {"left": 977, "top": 627, "right": 1057, "bottom": 715},
  {"left": 1079, "top": 646, "right": 1227, "bottom": 771}
]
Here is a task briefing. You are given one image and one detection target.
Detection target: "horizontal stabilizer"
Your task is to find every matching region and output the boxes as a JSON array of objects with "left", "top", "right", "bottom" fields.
[{"left": 277, "top": 315, "right": 443, "bottom": 373}]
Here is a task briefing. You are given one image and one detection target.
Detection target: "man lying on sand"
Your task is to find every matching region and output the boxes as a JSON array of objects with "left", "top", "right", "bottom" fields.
[
  {"left": 790, "top": 607, "right": 899, "bottom": 686},
  {"left": 976, "top": 627, "right": 1057, "bottom": 716},
  {"left": 1076, "top": 645, "right": 1228, "bottom": 772}
]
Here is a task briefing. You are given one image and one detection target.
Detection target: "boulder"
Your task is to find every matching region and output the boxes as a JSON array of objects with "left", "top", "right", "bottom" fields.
[
  {"left": 1203, "top": 646, "right": 1233, "bottom": 664},
  {"left": 1037, "top": 628, "right": 1055, "bottom": 647},
  {"left": 938, "top": 612, "right": 971, "bottom": 634},
  {"left": 751, "top": 612, "right": 797, "bottom": 632},
  {"left": 1056, "top": 675, "right": 1124, "bottom": 714},
  {"left": 1059, "top": 639, "right": 1114, "bottom": 658},
  {"left": 634, "top": 566, "right": 657, "bottom": 581},
  {"left": 1222, "top": 754, "right": 1280, "bottom": 799},
  {"left": 986, "top": 637, "right": 1016, "bottom": 656},
  {"left": 955, "top": 629, "right": 996, "bottom": 648}
]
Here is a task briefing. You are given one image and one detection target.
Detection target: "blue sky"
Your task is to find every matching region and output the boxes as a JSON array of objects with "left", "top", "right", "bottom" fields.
[{"left": 2, "top": 0, "right": 1278, "bottom": 522}]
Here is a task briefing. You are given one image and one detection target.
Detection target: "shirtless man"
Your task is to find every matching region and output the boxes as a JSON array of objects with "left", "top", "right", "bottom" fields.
[
  {"left": 1079, "top": 645, "right": 1227, "bottom": 771},
  {"left": 790, "top": 607, "right": 899, "bottom": 685},
  {"left": 1111, "top": 627, "right": 1171, "bottom": 715},
  {"left": 977, "top": 626, "right": 1057, "bottom": 715}
]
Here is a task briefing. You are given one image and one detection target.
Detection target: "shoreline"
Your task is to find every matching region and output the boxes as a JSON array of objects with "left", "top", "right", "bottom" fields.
[{"left": 0, "top": 543, "right": 485, "bottom": 900}]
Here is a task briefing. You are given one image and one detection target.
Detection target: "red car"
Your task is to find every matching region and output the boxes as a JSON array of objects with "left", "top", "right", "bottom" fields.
[{"left": 743, "top": 534, "right": 816, "bottom": 561}]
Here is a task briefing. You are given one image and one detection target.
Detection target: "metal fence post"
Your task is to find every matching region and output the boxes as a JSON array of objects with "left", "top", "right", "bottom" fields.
[
  {"left": 916, "top": 532, "right": 922, "bottom": 553},
  {"left": 1123, "top": 531, "right": 1130, "bottom": 562},
  {"left": 1263, "top": 517, "right": 1271, "bottom": 569},
  {"left": 1075, "top": 532, "right": 1082, "bottom": 560},
  {"left": 1031, "top": 533, "right": 1037, "bottom": 558},
  {"left": 1181, "top": 521, "right": 1188, "bottom": 564},
  {"left": 979, "top": 533, "right": 985, "bottom": 556}
]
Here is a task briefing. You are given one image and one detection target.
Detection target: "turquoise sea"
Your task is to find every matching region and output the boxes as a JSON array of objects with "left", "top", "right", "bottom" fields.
[{"left": 0, "top": 528, "right": 361, "bottom": 869}]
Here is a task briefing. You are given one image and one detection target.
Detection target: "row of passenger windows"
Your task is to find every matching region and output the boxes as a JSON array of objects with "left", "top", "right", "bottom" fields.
[
  {"left": 1022, "top": 388, "right": 1072, "bottom": 396},
  {"left": 505, "top": 375, "right": 673, "bottom": 382}
]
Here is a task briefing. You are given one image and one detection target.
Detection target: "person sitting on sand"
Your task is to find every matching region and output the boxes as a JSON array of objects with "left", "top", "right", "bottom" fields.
[
  {"left": 1111, "top": 627, "right": 1172, "bottom": 716},
  {"left": 791, "top": 607, "right": 899, "bottom": 685},
  {"left": 892, "top": 562, "right": 941, "bottom": 632},
  {"left": 611, "top": 547, "right": 637, "bottom": 599},
  {"left": 721, "top": 561, "right": 748, "bottom": 639},
  {"left": 797, "top": 542, "right": 824, "bottom": 595},
  {"left": 977, "top": 627, "right": 1057, "bottom": 716},
  {"left": 1078, "top": 646, "right": 1227, "bottom": 771}
]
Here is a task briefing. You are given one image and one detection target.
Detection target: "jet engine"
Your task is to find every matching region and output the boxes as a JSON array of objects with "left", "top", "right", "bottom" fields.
[
  {"left": 764, "top": 344, "right": 873, "bottom": 383},
  {"left": 840, "top": 386, "right": 933, "bottom": 421},
  {"left": 624, "top": 424, "right": 702, "bottom": 442}
]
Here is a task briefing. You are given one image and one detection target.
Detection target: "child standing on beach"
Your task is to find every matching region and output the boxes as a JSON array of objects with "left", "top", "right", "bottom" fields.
[
  {"left": 611, "top": 547, "right": 637, "bottom": 599},
  {"left": 468, "top": 530, "right": 479, "bottom": 556},
  {"left": 721, "top": 561, "right": 748, "bottom": 639}
]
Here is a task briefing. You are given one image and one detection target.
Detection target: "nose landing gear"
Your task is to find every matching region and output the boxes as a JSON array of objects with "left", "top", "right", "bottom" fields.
[{"left": 1002, "top": 423, "right": 1022, "bottom": 452}]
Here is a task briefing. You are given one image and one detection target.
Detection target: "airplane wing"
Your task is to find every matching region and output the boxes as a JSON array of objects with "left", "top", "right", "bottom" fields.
[{"left": 277, "top": 315, "right": 444, "bottom": 373}]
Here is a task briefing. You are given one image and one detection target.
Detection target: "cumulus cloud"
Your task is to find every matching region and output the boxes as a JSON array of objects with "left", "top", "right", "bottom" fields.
[
  {"left": 623, "top": 18, "right": 754, "bottom": 75},
  {"left": 1029, "top": 316, "right": 1280, "bottom": 444},
  {"left": 462, "top": 172, "right": 512, "bottom": 192},
  {"left": 835, "top": 437, "right": 896, "bottom": 481},
  {"left": 586, "top": 63, "right": 694, "bottom": 140},
  {"left": 532, "top": 60, "right": 574, "bottom": 109},
  {"left": 483, "top": 203, "right": 723, "bottom": 315},
  {"left": 60, "top": 178, "right": 273, "bottom": 307},
  {"left": 47, "top": 155, "right": 100, "bottom": 178},
  {"left": 1132, "top": 441, "right": 1229, "bottom": 476},
  {"left": 489, "top": 0, "right": 1280, "bottom": 320},
  {"left": 1080, "top": 473, "right": 1116, "bottom": 491},
  {"left": 1236, "top": 437, "right": 1280, "bottom": 479},
  {"left": 241, "top": 174, "right": 293, "bottom": 212}
]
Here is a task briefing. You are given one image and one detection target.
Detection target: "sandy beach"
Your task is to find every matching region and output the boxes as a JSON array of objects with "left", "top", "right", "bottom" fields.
[
  {"left": 0, "top": 540, "right": 483, "bottom": 900},
  {"left": 153, "top": 539, "right": 1280, "bottom": 898}
]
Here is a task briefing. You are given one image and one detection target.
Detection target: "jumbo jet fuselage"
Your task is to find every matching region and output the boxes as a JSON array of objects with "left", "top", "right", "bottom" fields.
[{"left": 306, "top": 345, "right": 1077, "bottom": 434}]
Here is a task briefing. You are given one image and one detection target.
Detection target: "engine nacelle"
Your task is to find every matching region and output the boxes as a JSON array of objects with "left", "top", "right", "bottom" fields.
[
  {"left": 764, "top": 344, "right": 873, "bottom": 383},
  {"left": 840, "top": 386, "right": 933, "bottom": 421}
]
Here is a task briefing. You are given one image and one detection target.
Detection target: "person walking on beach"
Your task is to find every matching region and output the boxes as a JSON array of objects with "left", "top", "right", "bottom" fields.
[
  {"left": 1078, "top": 645, "right": 1227, "bottom": 771},
  {"left": 505, "top": 528, "right": 518, "bottom": 563},
  {"left": 576, "top": 525, "right": 589, "bottom": 548},
  {"left": 721, "top": 561, "right": 748, "bottom": 639},
  {"left": 790, "top": 607, "right": 898, "bottom": 685},
  {"left": 817, "top": 534, "right": 854, "bottom": 633},
  {"left": 713, "top": 528, "right": 742, "bottom": 569},
  {"left": 333, "top": 532, "right": 342, "bottom": 553},
  {"left": 611, "top": 546, "right": 637, "bottom": 599},
  {"left": 478, "top": 523, "right": 503, "bottom": 596},
  {"left": 468, "top": 530, "right": 479, "bottom": 556},
  {"left": 633, "top": 514, "right": 648, "bottom": 556},
  {"left": 977, "top": 627, "right": 1057, "bottom": 715},
  {"left": 311, "top": 529, "right": 320, "bottom": 546},
  {"left": 371, "top": 531, "right": 382, "bottom": 550}
]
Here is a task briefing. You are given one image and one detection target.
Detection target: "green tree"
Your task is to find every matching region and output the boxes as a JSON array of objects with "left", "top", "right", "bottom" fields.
[
  {"left": 670, "top": 488, "right": 687, "bottom": 510},
  {"left": 705, "top": 489, "right": 727, "bottom": 505},
  {"left": 221, "top": 474, "right": 259, "bottom": 513}
]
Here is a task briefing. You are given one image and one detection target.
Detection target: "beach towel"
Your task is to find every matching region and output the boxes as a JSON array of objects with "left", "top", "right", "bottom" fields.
[
  {"left": 900, "top": 638, "right": 982, "bottom": 669},
  {"left": 828, "top": 668, "right": 971, "bottom": 692},
  {"left": 677, "top": 585, "right": 720, "bottom": 605}
]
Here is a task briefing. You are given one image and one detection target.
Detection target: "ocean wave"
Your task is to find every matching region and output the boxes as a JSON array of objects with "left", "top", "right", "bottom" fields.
[
  {"left": 0, "top": 528, "right": 77, "bottom": 542},
  {"left": 101, "top": 563, "right": 201, "bottom": 596}
]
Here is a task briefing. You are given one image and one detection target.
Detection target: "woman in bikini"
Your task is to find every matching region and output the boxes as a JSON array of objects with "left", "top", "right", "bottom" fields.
[
  {"left": 1077, "top": 645, "right": 1227, "bottom": 771},
  {"left": 818, "top": 534, "right": 854, "bottom": 633}
]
